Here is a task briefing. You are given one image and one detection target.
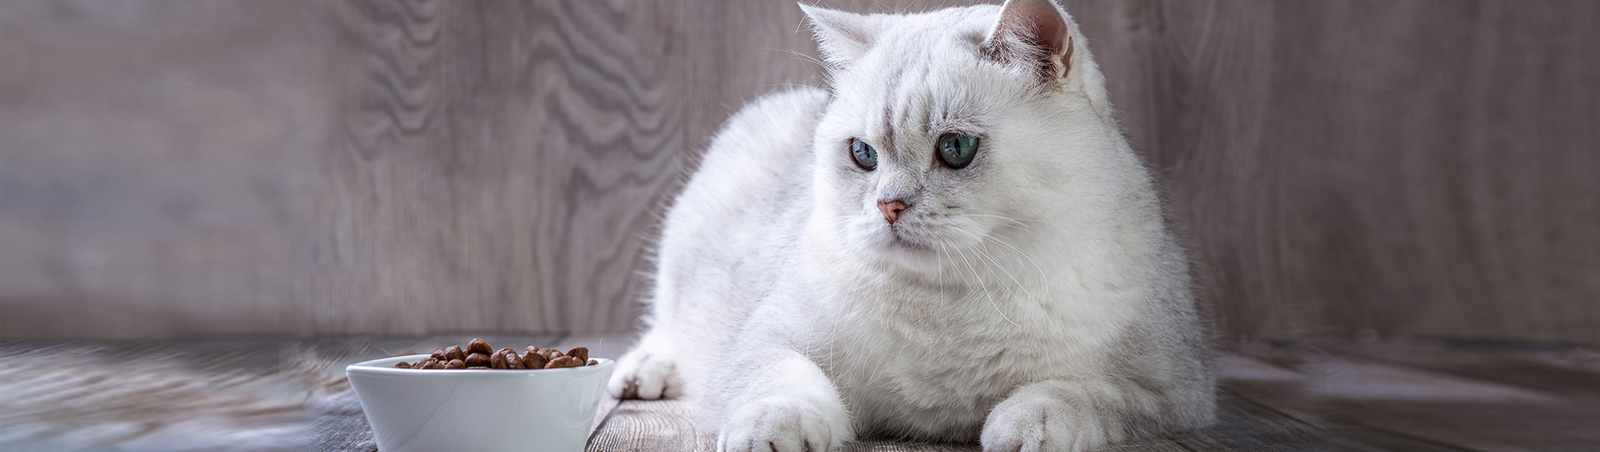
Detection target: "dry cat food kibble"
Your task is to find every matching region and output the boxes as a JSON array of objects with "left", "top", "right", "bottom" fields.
[{"left": 393, "top": 338, "right": 599, "bottom": 370}]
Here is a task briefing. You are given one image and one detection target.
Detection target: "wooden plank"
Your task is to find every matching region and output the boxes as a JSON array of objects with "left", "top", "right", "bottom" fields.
[
  {"left": 585, "top": 395, "right": 1335, "bottom": 452},
  {"left": 0, "top": 338, "right": 373, "bottom": 451},
  {"left": 1322, "top": 340, "right": 1600, "bottom": 400},
  {"left": 12, "top": 338, "right": 1594, "bottom": 451},
  {"left": 1224, "top": 340, "right": 1600, "bottom": 451},
  {"left": 587, "top": 399, "right": 717, "bottom": 452},
  {"left": 1321, "top": 400, "right": 1600, "bottom": 452}
]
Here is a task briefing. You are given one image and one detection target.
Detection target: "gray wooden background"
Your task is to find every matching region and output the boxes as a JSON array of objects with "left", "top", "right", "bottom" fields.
[{"left": 2, "top": 0, "right": 1596, "bottom": 343}]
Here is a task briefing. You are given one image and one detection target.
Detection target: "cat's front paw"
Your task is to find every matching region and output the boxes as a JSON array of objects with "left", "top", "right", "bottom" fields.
[
  {"left": 719, "top": 396, "right": 836, "bottom": 452},
  {"left": 980, "top": 396, "right": 1105, "bottom": 452},
  {"left": 607, "top": 348, "right": 681, "bottom": 399}
]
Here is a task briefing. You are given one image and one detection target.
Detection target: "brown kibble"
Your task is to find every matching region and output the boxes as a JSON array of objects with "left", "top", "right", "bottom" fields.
[
  {"left": 566, "top": 347, "right": 589, "bottom": 362},
  {"left": 540, "top": 348, "right": 564, "bottom": 361},
  {"left": 523, "top": 351, "right": 549, "bottom": 369},
  {"left": 467, "top": 338, "right": 493, "bottom": 356},
  {"left": 546, "top": 356, "right": 583, "bottom": 369},
  {"left": 496, "top": 348, "right": 519, "bottom": 366},
  {"left": 392, "top": 341, "right": 597, "bottom": 371}
]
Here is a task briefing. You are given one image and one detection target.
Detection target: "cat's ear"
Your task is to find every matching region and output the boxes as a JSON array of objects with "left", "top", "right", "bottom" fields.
[
  {"left": 800, "top": 3, "right": 878, "bottom": 68},
  {"left": 982, "top": 0, "right": 1110, "bottom": 111},
  {"left": 983, "top": 0, "right": 1072, "bottom": 81}
]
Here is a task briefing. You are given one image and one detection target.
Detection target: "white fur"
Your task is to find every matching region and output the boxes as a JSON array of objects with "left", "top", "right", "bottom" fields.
[{"left": 611, "top": 2, "right": 1215, "bottom": 451}]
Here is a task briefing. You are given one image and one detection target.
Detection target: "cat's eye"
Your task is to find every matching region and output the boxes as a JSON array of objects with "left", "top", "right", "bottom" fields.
[
  {"left": 850, "top": 138, "right": 878, "bottom": 171},
  {"left": 936, "top": 133, "right": 978, "bottom": 169}
]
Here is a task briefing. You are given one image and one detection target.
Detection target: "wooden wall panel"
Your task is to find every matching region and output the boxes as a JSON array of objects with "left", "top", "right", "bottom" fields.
[
  {"left": 2, "top": 0, "right": 1597, "bottom": 342},
  {"left": 1131, "top": 0, "right": 1600, "bottom": 342},
  {"left": 0, "top": 1, "right": 334, "bottom": 336},
  {"left": 0, "top": 0, "right": 686, "bottom": 336},
  {"left": 307, "top": 0, "right": 684, "bottom": 335}
]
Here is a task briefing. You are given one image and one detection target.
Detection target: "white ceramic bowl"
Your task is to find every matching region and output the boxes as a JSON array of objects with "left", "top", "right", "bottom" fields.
[{"left": 346, "top": 354, "right": 615, "bottom": 452}]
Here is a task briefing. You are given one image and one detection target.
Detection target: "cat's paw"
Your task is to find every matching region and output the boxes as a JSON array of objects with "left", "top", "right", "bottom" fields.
[
  {"left": 980, "top": 396, "right": 1105, "bottom": 452},
  {"left": 719, "top": 396, "right": 836, "bottom": 452},
  {"left": 607, "top": 348, "right": 682, "bottom": 399}
]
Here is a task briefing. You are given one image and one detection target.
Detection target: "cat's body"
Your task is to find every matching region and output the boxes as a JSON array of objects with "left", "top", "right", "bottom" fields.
[{"left": 611, "top": 1, "right": 1214, "bottom": 451}]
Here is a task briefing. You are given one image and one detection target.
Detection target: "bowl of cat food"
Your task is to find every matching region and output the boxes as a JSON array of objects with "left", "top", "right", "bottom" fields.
[{"left": 345, "top": 338, "right": 615, "bottom": 452}]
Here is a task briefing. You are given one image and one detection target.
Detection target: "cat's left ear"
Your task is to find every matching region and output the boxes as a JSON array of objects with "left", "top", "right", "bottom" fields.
[
  {"left": 983, "top": 0, "right": 1110, "bottom": 109},
  {"left": 800, "top": 3, "right": 879, "bottom": 68}
]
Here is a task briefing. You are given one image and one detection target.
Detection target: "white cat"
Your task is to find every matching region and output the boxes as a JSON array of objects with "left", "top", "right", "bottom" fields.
[{"left": 609, "top": 1, "right": 1215, "bottom": 451}]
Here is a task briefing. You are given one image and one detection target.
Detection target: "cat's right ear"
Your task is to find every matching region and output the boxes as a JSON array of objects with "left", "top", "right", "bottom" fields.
[
  {"left": 981, "top": 0, "right": 1111, "bottom": 115},
  {"left": 800, "top": 3, "right": 878, "bottom": 68},
  {"left": 983, "top": 0, "right": 1072, "bottom": 82}
]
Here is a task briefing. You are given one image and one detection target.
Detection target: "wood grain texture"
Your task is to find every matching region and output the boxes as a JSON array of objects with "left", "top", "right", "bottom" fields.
[
  {"left": 1, "top": 0, "right": 686, "bottom": 336},
  {"left": 0, "top": 1, "right": 336, "bottom": 336},
  {"left": 1121, "top": 0, "right": 1600, "bottom": 343},
  {"left": 1228, "top": 340, "right": 1600, "bottom": 451},
  {"left": 3, "top": 1, "right": 1598, "bottom": 342},
  {"left": 307, "top": 0, "right": 684, "bottom": 334},
  {"left": 583, "top": 380, "right": 1346, "bottom": 451},
  {"left": 6, "top": 336, "right": 1595, "bottom": 450}
]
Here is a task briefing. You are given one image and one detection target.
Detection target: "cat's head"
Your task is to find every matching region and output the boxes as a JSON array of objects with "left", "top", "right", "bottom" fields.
[{"left": 803, "top": 0, "right": 1125, "bottom": 277}]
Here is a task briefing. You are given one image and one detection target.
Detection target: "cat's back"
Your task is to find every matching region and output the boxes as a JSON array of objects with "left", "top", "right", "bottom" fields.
[
  {"left": 672, "top": 87, "right": 827, "bottom": 215},
  {"left": 653, "top": 87, "right": 827, "bottom": 326},
  {"left": 663, "top": 87, "right": 826, "bottom": 244}
]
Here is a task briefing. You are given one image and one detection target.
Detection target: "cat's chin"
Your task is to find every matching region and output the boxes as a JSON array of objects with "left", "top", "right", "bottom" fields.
[{"left": 875, "top": 235, "right": 943, "bottom": 274}]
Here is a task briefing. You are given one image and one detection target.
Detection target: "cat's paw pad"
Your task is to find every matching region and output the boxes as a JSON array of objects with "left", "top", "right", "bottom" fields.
[
  {"left": 980, "top": 397, "right": 1104, "bottom": 452},
  {"left": 719, "top": 397, "right": 834, "bottom": 452},
  {"left": 607, "top": 349, "right": 681, "bottom": 399}
]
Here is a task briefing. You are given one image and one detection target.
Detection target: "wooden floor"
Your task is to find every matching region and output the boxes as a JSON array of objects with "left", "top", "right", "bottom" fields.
[{"left": 3, "top": 335, "right": 1596, "bottom": 451}]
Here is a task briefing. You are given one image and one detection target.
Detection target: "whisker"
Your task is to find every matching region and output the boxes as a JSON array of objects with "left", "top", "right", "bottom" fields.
[
  {"left": 936, "top": 237, "right": 946, "bottom": 307},
  {"left": 961, "top": 227, "right": 1051, "bottom": 287},
  {"left": 945, "top": 226, "right": 1052, "bottom": 307},
  {"left": 953, "top": 246, "right": 1020, "bottom": 327},
  {"left": 971, "top": 239, "right": 1034, "bottom": 301}
]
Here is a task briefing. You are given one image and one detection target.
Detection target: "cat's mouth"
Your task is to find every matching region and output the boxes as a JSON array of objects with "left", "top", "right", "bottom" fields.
[
  {"left": 882, "top": 225, "right": 935, "bottom": 253},
  {"left": 873, "top": 225, "right": 952, "bottom": 274}
]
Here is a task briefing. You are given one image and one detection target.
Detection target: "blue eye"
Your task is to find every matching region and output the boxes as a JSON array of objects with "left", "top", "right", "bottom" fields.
[
  {"left": 936, "top": 133, "right": 978, "bottom": 169},
  {"left": 850, "top": 139, "right": 877, "bottom": 170}
]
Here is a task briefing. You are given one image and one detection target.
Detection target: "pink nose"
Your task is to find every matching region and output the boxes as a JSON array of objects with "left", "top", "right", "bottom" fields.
[{"left": 878, "top": 200, "right": 907, "bottom": 224}]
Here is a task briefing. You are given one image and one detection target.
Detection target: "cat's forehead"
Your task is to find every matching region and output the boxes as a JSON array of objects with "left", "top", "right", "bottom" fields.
[
  {"left": 826, "top": 6, "right": 1014, "bottom": 137},
  {"left": 862, "top": 6, "right": 998, "bottom": 69}
]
